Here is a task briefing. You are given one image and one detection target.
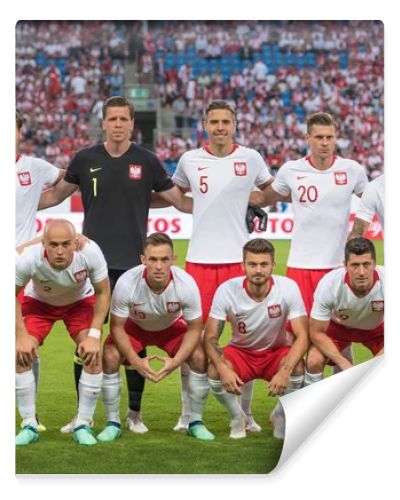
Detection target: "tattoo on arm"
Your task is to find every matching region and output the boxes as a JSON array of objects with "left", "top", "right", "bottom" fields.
[
  {"left": 217, "top": 320, "right": 225, "bottom": 336},
  {"left": 349, "top": 219, "right": 366, "bottom": 239},
  {"left": 209, "top": 335, "right": 223, "bottom": 357}
]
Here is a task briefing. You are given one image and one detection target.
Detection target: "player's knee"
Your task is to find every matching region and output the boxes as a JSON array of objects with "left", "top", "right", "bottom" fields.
[
  {"left": 187, "top": 344, "right": 207, "bottom": 373},
  {"left": 292, "top": 358, "right": 305, "bottom": 376},
  {"left": 102, "top": 344, "right": 121, "bottom": 374},
  {"left": 306, "top": 346, "right": 326, "bottom": 373},
  {"left": 207, "top": 362, "right": 219, "bottom": 380}
]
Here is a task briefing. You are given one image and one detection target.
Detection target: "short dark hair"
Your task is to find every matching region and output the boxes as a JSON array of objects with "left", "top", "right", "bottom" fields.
[
  {"left": 243, "top": 238, "right": 275, "bottom": 261},
  {"left": 307, "top": 112, "right": 338, "bottom": 133},
  {"left": 204, "top": 100, "right": 236, "bottom": 121},
  {"left": 345, "top": 237, "right": 376, "bottom": 262},
  {"left": 143, "top": 232, "right": 173, "bottom": 252},
  {"left": 102, "top": 96, "right": 134, "bottom": 120},
  {"left": 16, "top": 111, "right": 23, "bottom": 130}
]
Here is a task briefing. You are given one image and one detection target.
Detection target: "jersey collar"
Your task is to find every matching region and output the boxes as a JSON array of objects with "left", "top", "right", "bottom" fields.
[
  {"left": 203, "top": 143, "right": 239, "bottom": 156},
  {"left": 306, "top": 155, "right": 337, "bottom": 168},
  {"left": 243, "top": 276, "right": 274, "bottom": 301}
]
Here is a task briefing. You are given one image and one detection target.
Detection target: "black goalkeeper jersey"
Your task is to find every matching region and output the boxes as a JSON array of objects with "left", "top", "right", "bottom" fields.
[{"left": 64, "top": 143, "right": 173, "bottom": 270}]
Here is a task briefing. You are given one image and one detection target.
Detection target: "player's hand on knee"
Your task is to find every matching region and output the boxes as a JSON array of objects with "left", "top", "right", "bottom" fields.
[
  {"left": 220, "top": 366, "right": 243, "bottom": 395},
  {"left": 16, "top": 334, "right": 37, "bottom": 367},
  {"left": 78, "top": 337, "right": 101, "bottom": 368},
  {"left": 268, "top": 371, "right": 289, "bottom": 397}
]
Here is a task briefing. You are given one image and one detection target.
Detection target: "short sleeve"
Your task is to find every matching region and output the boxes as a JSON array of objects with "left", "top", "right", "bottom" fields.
[
  {"left": 16, "top": 248, "right": 34, "bottom": 287},
  {"left": 172, "top": 155, "right": 190, "bottom": 189},
  {"left": 353, "top": 162, "right": 369, "bottom": 196},
  {"left": 152, "top": 155, "right": 174, "bottom": 192},
  {"left": 83, "top": 241, "right": 109, "bottom": 283},
  {"left": 310, "top": 274, "right": 335, "bottom": 321},
  {"left": 209, "top": 283, "right": 229, "bottom": 321},
  {"left": 64, "top": 152, "right": 82, "bottom": 186},
  {"left": 270, "top": 163, "right": 291, "bottom": 197},
  {"left": 356, "top": 180, "right": 378, "bottom": 224},
  {"left": 252, "top": 150, "right": 273, "bottom": 187},
  {"left": 37, "top": 159, "right": 60, "bottom": 188},
  {"left": 180, "top": 276, "right": 202, "bottom": 321},
  {"left": 110, "top": 272, "right": 131, "bottom": 318}
]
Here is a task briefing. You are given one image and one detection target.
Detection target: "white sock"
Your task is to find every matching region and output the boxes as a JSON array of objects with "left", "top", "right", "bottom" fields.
[
  {"left": 286, "top": 374, "right": 304, "bottom": 393},
  {"left": 240, "top": 380, "right": 254, "bottom": 416},
  {"left": 208, "top": 377, "right": 243, "bottom": 421},
  {"left": 332, "top": 345, "right": 354, "bottom": 374},
  {"left": 76, "top": 370, "right": 103, "bottom": 427},
  {"left": 303, "top": 370, "right": 323, "bottom": 387},
  {"left": 188, "top": 370, "right": 210, "bottom": 422},
  {"left": 16, "top": 370, "right": 37, "bottom": 428},
  {"left": 102, "top": 372, "right": 121, "bottom": 424},
  {"left": 180, "top": 362, "right": 191, "bottom": 418},
  {"left": 32, "top": 355, "right": 40, "bottom": 397}
]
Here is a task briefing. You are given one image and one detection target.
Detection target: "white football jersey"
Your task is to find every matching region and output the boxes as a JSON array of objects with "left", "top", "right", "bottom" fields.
[
  {"left": 111, "top": 265, "right": 202, "bottom": 331},
  {"left": 311, "top": 266, "right": 384, "bottom": 330},
  {"left": 272, "top": 156, "right": 368, "bottom": 268},
  {"left": 210, "top": 275, "right": 306, "bottom": 351},
  {"left": 172, "top": 145, "right": 272, "bottom": 263},
  {"left": 356, "top": 174, "right": 384, "bottom": 232},
  {"left": 16, "top": 241, "right": 108, "bottom": 306},
  {"left": 16, "top": 154, "right": 60, "bottom": 246}
]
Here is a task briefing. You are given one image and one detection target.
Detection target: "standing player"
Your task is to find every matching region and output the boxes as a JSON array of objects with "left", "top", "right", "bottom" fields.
[
  {"left": 16, "top": 111, "right": 64, "bottom": 247},
  {"left": 15, "top": 219, "right": 110, "bottom": 446},
  {"left": 16, "top": 110, "right": 64, "bottom": 432},
  {"left": 97, "top": 233, "right": 214, "bottom": 442},
  {"left": 252, "top": 112, "right": 369, "bottom": 383},
  {"left": 349, "top": 174, "right": 384, "bottom": 238},
  {"left": 171, "top": 100, "right": 275, "bottom": 432},
  {"left": 306, "top": 237, "right": 383, "bottom": 379},
  {"left": 204, "top": 239, "right": 308, "bottom": 439},
  {"left": 39, "top": 96, "right": 191, "bottom": 433}
]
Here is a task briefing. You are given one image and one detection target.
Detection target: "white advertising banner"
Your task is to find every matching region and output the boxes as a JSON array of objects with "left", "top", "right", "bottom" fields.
[{"left": 35, "top": 208, "right": 383, "bottom": 240}]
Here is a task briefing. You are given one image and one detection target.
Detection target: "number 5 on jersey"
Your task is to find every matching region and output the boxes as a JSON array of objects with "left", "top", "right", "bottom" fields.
[{"left": 200, "top": 175, "right": 208, "bottom": 194}]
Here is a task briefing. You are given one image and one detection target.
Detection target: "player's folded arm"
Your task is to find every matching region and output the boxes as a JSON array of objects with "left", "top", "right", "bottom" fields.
[{"left": 91, "top": 277, "right": 111, "bottom": 329}]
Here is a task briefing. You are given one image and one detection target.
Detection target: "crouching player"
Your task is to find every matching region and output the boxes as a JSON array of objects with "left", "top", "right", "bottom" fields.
[
  {"left": 204, "top": 239, "right": 309, "bottom": 439},
  {"left": 15, "top": 219, "right": 110, "bottom": 446},
  {"left": 307, "top": 237, "right": 384, "bottom": 378},
  {"left": 97, "top": 233, "right": 214, "bottom": 442}
]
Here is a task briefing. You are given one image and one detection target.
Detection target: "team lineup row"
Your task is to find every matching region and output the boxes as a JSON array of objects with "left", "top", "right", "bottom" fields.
[{"left": 15, "top": 97, "right": 384, "bottom": 446}]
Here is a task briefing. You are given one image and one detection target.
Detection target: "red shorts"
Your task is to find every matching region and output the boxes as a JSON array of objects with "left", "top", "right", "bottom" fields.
[
  {"left": 286, "top": 267, "right": 333, "bottom": 334},
  {"left": 105, "top": 316, "right": 187, "bottom": 365},
  {"left": 286, "top": 267, "right": 333, "bottom": 315},
  {"left": 223, "top": 345, "right": 291, "bottom": 383},
  {"left": 185, "top": 262, "right": 244, "bottom": 322},
  {"left": 22, "top": 295, "right": 96, "bottom": 345},
  {"left": 327, "top": 321, "right": 384, "bottom": 358}
]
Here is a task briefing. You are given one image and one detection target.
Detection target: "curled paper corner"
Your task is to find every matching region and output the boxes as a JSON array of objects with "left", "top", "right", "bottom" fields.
[{"left": 271, "top": 356, "right": 383, "bottom": 474}]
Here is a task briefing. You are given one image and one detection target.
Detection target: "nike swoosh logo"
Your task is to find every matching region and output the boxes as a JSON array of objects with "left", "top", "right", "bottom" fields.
[
  {"left": 90, "top": 167, "right": 102, "bottom": 173},
  {"left": 40, "top": 280, "right": 51, "bottom": 283},
  {"left": 197, "top": 167, "right": 209, "bottom": 171},
  {"left": 133, "top": 303, "right": 145, "bottom": 306},
  {"left": 297, "top": 175, "right": 307, "bottom": 180}
]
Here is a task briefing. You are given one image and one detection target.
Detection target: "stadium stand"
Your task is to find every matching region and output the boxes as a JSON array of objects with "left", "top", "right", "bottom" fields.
[{"left": 16, "top": 20, "right": 383, "bottom": 184}]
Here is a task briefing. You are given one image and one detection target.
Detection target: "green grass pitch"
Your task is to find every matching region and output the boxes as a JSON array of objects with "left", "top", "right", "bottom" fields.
[{"left": 16, "top": 239, "right": 384, "bottom": 474}]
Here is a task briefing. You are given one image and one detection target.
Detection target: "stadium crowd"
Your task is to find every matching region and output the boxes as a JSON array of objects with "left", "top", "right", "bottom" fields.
[{"left": 16, "top": 20, "right": 383, "bottom": 180}]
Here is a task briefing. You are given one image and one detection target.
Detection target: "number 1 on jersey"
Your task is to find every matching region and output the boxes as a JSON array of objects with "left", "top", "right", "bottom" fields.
[{"left": 92, "top": 177, "right": 97, "bottom": 197}]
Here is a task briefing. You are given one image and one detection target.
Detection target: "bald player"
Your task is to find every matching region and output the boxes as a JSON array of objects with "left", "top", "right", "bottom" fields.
[{"left": 15, "top": 219, "right": 110, "bottom": 446}]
